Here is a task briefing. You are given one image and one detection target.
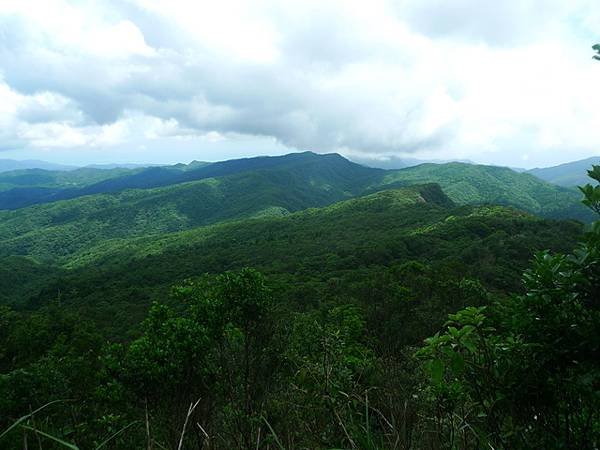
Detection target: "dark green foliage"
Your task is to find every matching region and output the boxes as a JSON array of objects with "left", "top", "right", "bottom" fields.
[
  {"left": 0, "top": 304, "right": 109, "bottom": 449},
  {"left": 0, "top": 158, "right": 598, "bottom": 448},
  {"left": 109, "top": 269, "right": 278, "bottom": 448},
  {"left": 0, "top": 256, "right": 62, "bottom": 306},
  {"left": 418, "top": 168, "right": 600, "bottom": 449},
  {"left": 15, "top": 186, "right": 581, "bottom": 338},
  {"left": 270, "top": 305, "right": 377, "bottom": 448}
]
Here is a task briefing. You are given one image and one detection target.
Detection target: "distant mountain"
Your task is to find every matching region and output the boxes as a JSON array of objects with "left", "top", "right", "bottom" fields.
[
  {"left": 0, "top": 167, "right": 145, "bottom": 194},
  {"left": 84, "top": 163, "right": 160, "bottom": 170},
  {"left": 378, "top": 162, "right": 594, "bottom": 222},
  {"left": 0, "top": 152, "right": 594, "bottom": 223},
  {"left": 0, "top": 152, "right": 377, "bottom": 210},
  {"left": 350, "top": 155, "right": 474, "bottom": 170},
  {"left": 0, "top": 152, "right": 594, "bottom": 270},
  {"left": 527, "top": 156, "right": 600, "bottom": 186},
  {"left": 0, "top": 159, "right": 77, "bottom": 172},
  {"left": 0, "top": 154, "right": 383, "bottom": 262}
]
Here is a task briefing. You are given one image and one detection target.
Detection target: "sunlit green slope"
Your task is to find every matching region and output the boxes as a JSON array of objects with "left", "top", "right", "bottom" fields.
[{"left": 379, "top": 162, "right": 593, "bottom": 221}]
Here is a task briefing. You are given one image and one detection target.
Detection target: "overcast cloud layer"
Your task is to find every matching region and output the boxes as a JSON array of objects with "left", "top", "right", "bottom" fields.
[{"left": 0, "top": 0, "right": 599, "bottom": 167}]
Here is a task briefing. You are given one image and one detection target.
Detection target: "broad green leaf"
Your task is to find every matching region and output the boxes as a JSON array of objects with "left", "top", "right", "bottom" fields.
[
  {"left": 450, "top": 351, "right": 465, "bottom": 374},
  {"left": 431, "top": 359, "right": 444, "bottom": 385}
]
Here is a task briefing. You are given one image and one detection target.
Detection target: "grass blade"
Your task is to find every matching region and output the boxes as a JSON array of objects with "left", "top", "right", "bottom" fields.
[
  {"left": 261, "top": 416, "right": 285, "bottom": 450},
  {"left": 0, "top": 400, "right": 67, "bottom": 440},
  {"left": 20, "top": 425, "right": 79, "bottom": 449},
  {"left": 95, "top": 421, "right": 141, "bottom": 449}
]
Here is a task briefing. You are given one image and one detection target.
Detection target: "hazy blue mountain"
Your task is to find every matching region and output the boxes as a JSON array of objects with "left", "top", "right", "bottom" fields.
[
  {"left": 350, "top": 155, "right": 474, "bottom": 170},
  {"left": 527, "top": 156, "right": 600, "bottom": 186},
  {"left": 0, "top": 159, "right": 77, "bottom": 172},
  {"left": 84, "top": 163, "right": 161, "bottom": 169}
]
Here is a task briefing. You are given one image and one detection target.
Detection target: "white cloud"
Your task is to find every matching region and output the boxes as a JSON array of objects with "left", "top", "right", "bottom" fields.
[{"left": 0, "top": 0, "right": 599, "bottom": 166}]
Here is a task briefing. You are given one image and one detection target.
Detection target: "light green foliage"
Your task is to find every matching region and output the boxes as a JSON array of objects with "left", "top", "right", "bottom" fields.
[
  {"left": 579, "top": 165, "right": 600, "bottom": 214},
  {"left": 0, "top": 164, "right": 379, "bottom": 263},
  {"left": 381, "top": 162, "right": 594, "bottom": 221},
  {"left": 0, "top": 156, "right": 592, "bottom": 266}
]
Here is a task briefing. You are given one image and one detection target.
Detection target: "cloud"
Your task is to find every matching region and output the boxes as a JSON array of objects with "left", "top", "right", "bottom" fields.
[
  {"left": 397, "top": 0, "right": 562, "bottom": 45},
  {"left": 0, "top": 0, "right": 599, "bottom": 166}
]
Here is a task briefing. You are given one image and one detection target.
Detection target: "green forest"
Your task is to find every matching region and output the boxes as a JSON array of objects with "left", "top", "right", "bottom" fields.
[{"left": 0, "top": 153, "right": 598, "bottom": 449}]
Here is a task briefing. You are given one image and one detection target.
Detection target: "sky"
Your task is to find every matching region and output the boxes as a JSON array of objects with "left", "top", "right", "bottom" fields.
[{"left": 0, "top": 0, "right": 599, "bottom": 168}]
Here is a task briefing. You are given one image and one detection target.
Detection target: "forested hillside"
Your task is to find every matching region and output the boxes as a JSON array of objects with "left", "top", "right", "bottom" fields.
[
  {"left": 0, "top": 152, "right": 374, "bottom": 210},
  {"left": 0, "top": 167, "right": 142, "bottom": 193},
  {"left": 0, "top": 157, "right": 382, "bottom": 263},
  {"left": 380, "top": 162, "right": 594, "bottom": 221},
  {"left": 0, "top": 155, "right": 598, "bottom": 449},
  {"left": 1, "top": 2, "right": 598, "bottom": 447},
  {"left": 6, "top": 184, "right": 577, "bottom": 337},
  {"left": 0, "top": 153, "right": 593, "bottom": 223},
  {"left": 0, "top": 154, "right": 593, "bottom": 266}
]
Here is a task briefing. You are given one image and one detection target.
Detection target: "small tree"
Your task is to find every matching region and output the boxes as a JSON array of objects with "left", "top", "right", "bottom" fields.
[
  {"left": 112, "top": 268, "right": 277, "bottom": 449},
  {"left": 174, "top": 268, "right": 278, "bottom": 448}
]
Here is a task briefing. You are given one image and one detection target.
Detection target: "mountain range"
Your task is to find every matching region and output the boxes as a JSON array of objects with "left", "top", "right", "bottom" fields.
[
  {"left": 0, "top": 150, "right": 593, "bottom": 312},
  {"left": 0, "top": 150, "right": 596, "bottom": 312},
  {"left": 0, "top": 152, "right": 594, "bottom": 221},
  {"left": 0, "top": 149, "right": 596, "bottom": 448},
  {"left": 0, "top": 159, "right": 77, "bottom": 172}
]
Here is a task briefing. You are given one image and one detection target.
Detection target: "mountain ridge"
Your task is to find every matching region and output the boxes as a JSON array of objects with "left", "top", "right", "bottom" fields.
[
  {"left": 527, "top": 156, "right": 600, "bottom": 186},
  {"left": 379, "top": 161, "right": 594, "bottom": 221},
  {"left": 0, "top": 152, "right": 593, "bottom": 223}
]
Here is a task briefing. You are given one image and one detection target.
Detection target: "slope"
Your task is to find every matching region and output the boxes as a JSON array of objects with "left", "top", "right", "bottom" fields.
[
  {"left": 0, "top": 256, "right": 62, "bottom": 307},
  {"left": 527, "top": 156, "right": 600, "bottom": 187},
  {"left": 379, "top": 162, "right": 594, "bottom": 222},
  {"left": 0, "top": 152, "right": 378, "bottom": 210},
  {"left": 0, "top": 161, "right": 383, "bottom": 263},
  {"left": 16, "top": 185, "right": 581, "bottom": 336},
  {"left": 0, "top": 152, "right": 593, "bottom": 223},
  {"left": 0, "top": 167, "right": 143, "bottom": 193}
]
